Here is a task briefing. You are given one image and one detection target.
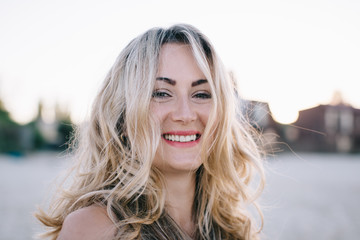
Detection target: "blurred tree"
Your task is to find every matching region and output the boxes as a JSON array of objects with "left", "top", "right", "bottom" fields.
[
  {"left": 55, "top": 103, "right": 75, "bottom": 150},
  {"left": 25, "top": 120, "right": 45, "bottom": 150},
  {"left": 0, "top": 99, "right": 22, "bottom": 153},
  {"left": 57, "top": 118, "right": 74, "bottom": 150}
]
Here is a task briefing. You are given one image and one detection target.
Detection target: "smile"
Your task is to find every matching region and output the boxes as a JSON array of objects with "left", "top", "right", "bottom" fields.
[{"left": 163, "top": 134, "right": 200, "bottom": 142}]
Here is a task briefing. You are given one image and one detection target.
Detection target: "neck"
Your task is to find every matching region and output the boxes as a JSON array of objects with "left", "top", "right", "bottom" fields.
[{"left": 163, "top": 171, "right": 197, "bottom": 237}]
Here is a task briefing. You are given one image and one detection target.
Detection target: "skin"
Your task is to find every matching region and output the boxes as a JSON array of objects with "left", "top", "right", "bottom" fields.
[
  {"left": 58, "top": 43, "right": 212, "bottom": 239},
  {"left": 150, "top": 43, "right": 212, "bottom": 236},
  {"left": 57, "top": 205, "right": 116, "bottom": 240}
]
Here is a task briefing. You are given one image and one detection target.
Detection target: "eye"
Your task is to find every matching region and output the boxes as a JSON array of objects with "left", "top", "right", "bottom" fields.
[
  {"left": 152, "top": 90, "right": 171, "bottom": 99},
  {"left": 193, "top": 91, "right": 212, "bottom": 99}
]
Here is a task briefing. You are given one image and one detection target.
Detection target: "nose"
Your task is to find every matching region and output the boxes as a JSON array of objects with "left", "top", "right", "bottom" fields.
[{"left": 171, "top": 97, "right": 196, "bottom": 124}]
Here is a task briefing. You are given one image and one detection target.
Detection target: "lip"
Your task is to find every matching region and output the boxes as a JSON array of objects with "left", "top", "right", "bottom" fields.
[{"left": 162, "top": 130, "right": 201, "bottom": 148}]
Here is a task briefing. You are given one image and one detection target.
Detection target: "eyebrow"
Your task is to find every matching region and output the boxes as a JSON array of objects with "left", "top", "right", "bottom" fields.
[
  {"left": 156, "top": 77, "right": 176, "bottom": 85},
  {"left": 191, "top": 79, "right": 208, "bottom": 87},
  {"left": 156, "top": 77, "right": 208, "bottom": 87}
]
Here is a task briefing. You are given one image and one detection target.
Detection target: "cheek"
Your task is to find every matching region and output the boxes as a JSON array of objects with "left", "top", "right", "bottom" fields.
[
  {"left": 150, "top": 103, "right": 167, "bottom": 122},
  {"left": 199, "top": 104, "right": 212, "bottom": 126}
]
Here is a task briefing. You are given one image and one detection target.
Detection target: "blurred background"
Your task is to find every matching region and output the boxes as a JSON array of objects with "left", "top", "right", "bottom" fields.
[{"left": 0, "top": 0, "right": 359, "bottom": 239}]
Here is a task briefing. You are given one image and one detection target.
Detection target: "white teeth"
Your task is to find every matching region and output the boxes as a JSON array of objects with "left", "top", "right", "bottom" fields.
[{"left": 164, "top": 134, "right": 197, "bottom": 142}]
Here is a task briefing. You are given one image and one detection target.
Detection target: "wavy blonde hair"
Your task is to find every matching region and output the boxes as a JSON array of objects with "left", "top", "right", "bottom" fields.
[{"left": 36, "top": 24, "right": 265, "bottom": 240}]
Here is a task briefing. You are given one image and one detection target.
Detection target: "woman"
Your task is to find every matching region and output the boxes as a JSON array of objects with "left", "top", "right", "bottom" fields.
[{"left": 36, "top": 24, "right": 265, "bottom": 239}]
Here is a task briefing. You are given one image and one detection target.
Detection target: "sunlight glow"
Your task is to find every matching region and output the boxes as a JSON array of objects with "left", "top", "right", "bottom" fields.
[{"left": 270, "top": 105, "right": 300, "bottom": 125}]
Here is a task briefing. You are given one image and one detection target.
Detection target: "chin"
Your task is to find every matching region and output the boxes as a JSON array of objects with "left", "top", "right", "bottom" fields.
[{"left": 153, "top": 156, "right": 202, "bottom": 174}]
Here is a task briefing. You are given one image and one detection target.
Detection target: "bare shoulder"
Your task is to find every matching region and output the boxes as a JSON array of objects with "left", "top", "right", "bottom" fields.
[{"left": 58, "top": 205, "right": 116, "bottom": 240}]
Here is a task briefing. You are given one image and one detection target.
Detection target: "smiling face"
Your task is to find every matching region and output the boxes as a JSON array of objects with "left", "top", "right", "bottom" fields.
[{"left": 150, "top": 43, "right": 213, "bottom": 175}]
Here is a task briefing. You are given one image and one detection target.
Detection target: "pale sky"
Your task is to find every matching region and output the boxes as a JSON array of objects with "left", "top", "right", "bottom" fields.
[{"left": 1, "top": 0, "right": 359, "bottom": 124}]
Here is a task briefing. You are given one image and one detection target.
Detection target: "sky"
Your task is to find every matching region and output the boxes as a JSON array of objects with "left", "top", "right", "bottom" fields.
[{"left": 0, "top": 0, "right": 359, "bottom": 124}]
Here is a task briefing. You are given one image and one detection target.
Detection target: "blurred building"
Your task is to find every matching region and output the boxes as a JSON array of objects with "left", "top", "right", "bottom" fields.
[
  {"left": 240, "top": 93, "right": 360, "bottom": 153},
  {"left": 241, "top": 100, "right": 275, "bottom": 130},
  {"left": 280, "top": 103, "right": 360, "bottom": 153},
  {"left": 241, "top": 100, "right": 280, "bottom": 151}
]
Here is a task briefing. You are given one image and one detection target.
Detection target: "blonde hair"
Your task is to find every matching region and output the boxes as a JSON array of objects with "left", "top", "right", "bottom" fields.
[{"left": 36, "top": 24, "right": 265, "bottom": 239}]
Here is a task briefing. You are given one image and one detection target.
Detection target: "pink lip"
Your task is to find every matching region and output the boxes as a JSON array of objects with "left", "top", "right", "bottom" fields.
[{"left": 162, "top": 131, "right": 201, "bottom": 148}]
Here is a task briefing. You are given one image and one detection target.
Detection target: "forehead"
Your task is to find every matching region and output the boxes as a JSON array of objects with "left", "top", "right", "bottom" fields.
[
  {"left": 159, "top": 43, "right": 192, "bottom": 56},
  {"left": 157, "top": 43, "right": 205, "bottom": 80}
]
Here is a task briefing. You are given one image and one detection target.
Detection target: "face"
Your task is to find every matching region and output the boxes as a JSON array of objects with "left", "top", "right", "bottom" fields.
[{"left": 150, "top": 43, "right": 212, "bottom": 175}]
